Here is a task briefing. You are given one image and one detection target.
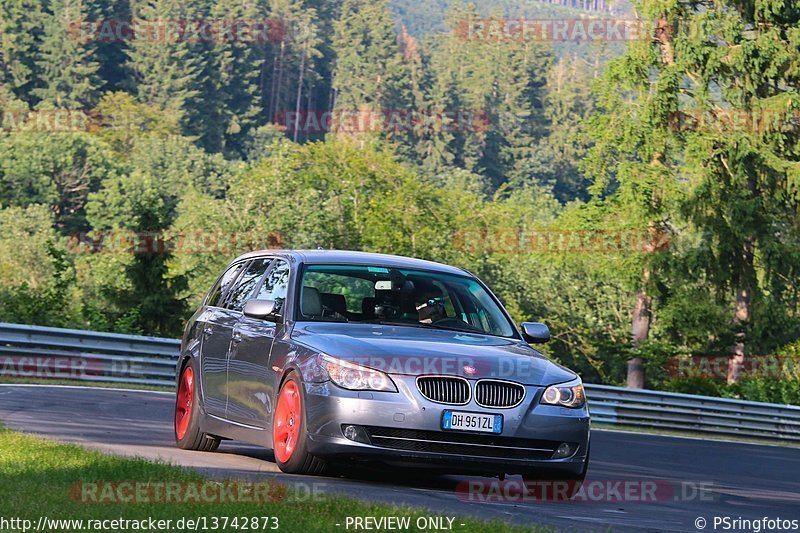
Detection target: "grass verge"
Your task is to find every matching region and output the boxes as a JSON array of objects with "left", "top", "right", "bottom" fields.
[{"left": 0, "top": 425, "right": 545, "bottom": 532}]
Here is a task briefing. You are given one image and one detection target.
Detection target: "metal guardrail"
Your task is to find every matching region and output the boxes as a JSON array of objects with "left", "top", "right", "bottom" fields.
[
  {"left": 0, "top": 322, "right": 179, "bottom": 387},
  {"left": 585, "top": 384, "right": 800, "bottom": 442},
  {"left": 1, "top": 322, "right": 799, "bottom": 441}
]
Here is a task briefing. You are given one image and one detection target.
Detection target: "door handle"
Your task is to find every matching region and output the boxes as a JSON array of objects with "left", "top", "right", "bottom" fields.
[
  {"left": 203, "top": 326, "right": 213, "bottom": 336},
  {"left": 231, "top": 332, "right": 243, "bottom": 343}
]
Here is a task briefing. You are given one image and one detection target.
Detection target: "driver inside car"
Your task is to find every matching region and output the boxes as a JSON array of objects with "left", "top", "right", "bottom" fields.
[{"left": 414, "top": 284, "right": 447, "bottom": 324}]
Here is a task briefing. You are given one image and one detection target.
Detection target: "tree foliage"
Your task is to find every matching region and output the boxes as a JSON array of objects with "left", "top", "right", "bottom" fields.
[{"left": 2, "top": 0, "right": 800, "bottom": 402}]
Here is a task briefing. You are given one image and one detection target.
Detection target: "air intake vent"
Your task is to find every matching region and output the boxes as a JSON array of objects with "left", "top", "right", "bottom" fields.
[
  {"left": 363, "top": 426, "right": 559, "bottom": 460},
  {"left": 475, "top": 380, "right": 525, "bottom": 408},
  {"left": 416, "top": 376, "right": 470, "bottom": 405}
]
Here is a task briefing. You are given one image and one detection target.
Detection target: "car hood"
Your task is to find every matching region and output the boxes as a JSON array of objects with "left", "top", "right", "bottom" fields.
[{"left": 291, "top": 323, "right": 576, "bottom": 386}]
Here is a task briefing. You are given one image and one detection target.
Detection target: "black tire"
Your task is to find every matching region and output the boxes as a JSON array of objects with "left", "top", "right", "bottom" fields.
[
  {"left": 273, "top": 373, "right": 327, "bottom": 475},
  {"left": 175, "top": 358, "right": 221, "bottom": 452}
]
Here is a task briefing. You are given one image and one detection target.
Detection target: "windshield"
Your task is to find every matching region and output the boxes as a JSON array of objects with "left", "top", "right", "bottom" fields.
[{"left": 296, "top": 264, "right": 517, "bottom": 338}]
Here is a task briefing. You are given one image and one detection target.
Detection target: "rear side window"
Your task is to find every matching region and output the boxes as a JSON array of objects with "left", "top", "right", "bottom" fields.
[
  {"left": 226, "top": 258, "right": 273, "bottom": 311},
  {"left": 206, "top": 263, "right": 245, "bottom": 308}
]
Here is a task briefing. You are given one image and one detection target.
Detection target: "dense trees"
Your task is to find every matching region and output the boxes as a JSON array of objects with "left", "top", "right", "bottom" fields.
[
  {"left": 2, "top": 0, "right": 800, "bottom": 401},
  {"left": 0, "top": 0, "right": 46, "bottom": 101},
  {"left": 0, "top": 133, "right": 122, "bottom": 232},
  {"left": 579, "top": 0, "right": 800, "bottom": 387}
]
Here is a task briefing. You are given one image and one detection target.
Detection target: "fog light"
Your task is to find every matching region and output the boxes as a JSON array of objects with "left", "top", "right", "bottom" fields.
[
  {"left": 552, "top": 442, "right": 576, "bottom": 459},
  {"left": 342, "top": 425, "right": 371, "bottom": 444}
]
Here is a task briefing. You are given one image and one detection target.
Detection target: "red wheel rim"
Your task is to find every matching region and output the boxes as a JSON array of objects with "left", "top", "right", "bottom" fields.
[
  {"left": 175, "top": 366, "right": 194, "bottom": 440},
  {"left": 274, "top": 380, "right": 301, "bottom": 463}
]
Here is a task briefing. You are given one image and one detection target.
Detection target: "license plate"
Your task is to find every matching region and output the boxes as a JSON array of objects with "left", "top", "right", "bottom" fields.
[{"left": 442, "top": 411, "right": 502, "bottom": 434}]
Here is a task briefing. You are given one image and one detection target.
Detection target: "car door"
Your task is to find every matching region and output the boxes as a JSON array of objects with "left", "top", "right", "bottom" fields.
[
  {"left": 227, "top": 258, "right": 291, "bottom": 427},
  {"left": 199, "top": 261, "right": 247, "bottom": 417},
  {"left": 222, "top": 257, "right": 274, "bottom": 424}
]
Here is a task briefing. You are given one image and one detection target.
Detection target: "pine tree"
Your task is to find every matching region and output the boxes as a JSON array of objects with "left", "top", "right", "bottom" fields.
[
  {"left": 582, "top": 0, "right": 800, "bottom": 386},
  {"left": 34, "top": 0, "right": 101, "bottom": 109},
  {"left": 0, "top": 0, "right": 47, "bottom": 104},
  {"left": 0, "top": 78, "right": 28, "bottom": 113},
  {"left": 331, "top": 0, "right": 412, "bottom": 136},
  {"left": 426, "top": 5, "right": 553, "bottom": 190},
  {"left": 673, "top": 0, "right": 800, "bottom": 382},
  {"left": 90, "top": 0, "right": 134, "bottom": 94},
  {"left": 414, "top": 63, "right": 458, "bottom": 174},
  {"left": 581, "top": 2, "right": 683, "bottom": 388},
  {"left": 392, "top": 24, "right": 428, "bottom": 161},
  {"left": 263, "top": 0, "right": 304, "bottom": 123},
  {"left": 209, "top": 0, "right": 267, "bottom": 156},
  {"left": 525, "top": 53, "right": 597, "bottom": 202},
  {"left": 127, "top": 0, "right": 207, "bottom": 143},
  {"left": 289, "top": 9, "right": 323, "bottom": 143},
  {"left": 300, "top": 0, "right": 340, "bottom": 134}
]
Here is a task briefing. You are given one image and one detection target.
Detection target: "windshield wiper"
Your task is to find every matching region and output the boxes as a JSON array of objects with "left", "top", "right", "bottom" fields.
[
  {"left": 423, "top": 323, "right": 485, "bottom": 335},
  {"left": 352, "top": 319, "right": 428, "bottom": 328},
  {"left": 353, "top": 320, "right": 484, "bottom": 335}
]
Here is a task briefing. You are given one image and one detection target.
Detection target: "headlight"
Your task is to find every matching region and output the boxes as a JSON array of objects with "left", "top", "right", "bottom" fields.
[
  {"left": 322, "top": 355, "right": 397, "bottom": 392},
  {"left": 540, "top": 378, "right": 585, "bottom": 408}
]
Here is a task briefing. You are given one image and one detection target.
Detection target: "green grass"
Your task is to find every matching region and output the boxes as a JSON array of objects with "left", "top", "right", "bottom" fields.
[
  {"left": 0, "top": 425, "right": 546, "bottom": 533},
  {"left": 0, "top": 376, "right": 173, "bottom": 392}
]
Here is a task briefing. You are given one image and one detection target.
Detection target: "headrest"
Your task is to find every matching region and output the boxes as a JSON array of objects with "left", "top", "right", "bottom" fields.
[
  {"left": 362, "top": 297, "right": 377, "bottom": 315},
  {"left": 321, "top": 293, "right": 347, "bottom": 314},
  {"left": 301, "top": 286, "right": 322, "bottom": 317}
]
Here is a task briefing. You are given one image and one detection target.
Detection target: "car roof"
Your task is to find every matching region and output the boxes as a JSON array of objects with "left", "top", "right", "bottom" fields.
[{"left": 233, "top": 249, "right": 470, "bottom": 277}]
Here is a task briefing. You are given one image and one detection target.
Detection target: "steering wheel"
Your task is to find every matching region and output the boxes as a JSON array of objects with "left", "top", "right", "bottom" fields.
[{"left": 431, "top": 317, "right": 482, "bottom": 331}]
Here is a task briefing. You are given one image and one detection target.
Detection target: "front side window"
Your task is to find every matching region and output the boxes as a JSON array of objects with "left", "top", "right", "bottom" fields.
[
  {"left": 227, "top": 258, "right": 273, "bottom": 311},
  {"left": 254, "top": 260, "right": 290, "bottom": 315},
  {"left": 297, "top": 264, "right": 516, "bottom": 338}
]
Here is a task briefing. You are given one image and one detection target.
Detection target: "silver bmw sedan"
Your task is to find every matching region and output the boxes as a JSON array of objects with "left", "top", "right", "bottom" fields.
[{"left": 175, "top": 250, "right": 590, "bottom": 497}]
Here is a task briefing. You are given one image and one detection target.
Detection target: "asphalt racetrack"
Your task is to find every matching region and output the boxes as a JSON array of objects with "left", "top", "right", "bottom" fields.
[{"left": 1, "top": 385, "right": 799, "bottom": 532}]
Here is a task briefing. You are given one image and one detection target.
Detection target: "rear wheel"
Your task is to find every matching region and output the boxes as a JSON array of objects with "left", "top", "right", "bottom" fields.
[
  {"left": 273, "top": 373, "right": 327, "bottom": 475},
  {"left": 175, "top": 359, "right": 220, "bottom": 451}
]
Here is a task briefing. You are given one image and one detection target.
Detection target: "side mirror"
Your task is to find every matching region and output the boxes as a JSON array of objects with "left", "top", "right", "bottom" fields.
[
  {"left": 243, "top": 299, "right": 279, "bottom": 321},
  {"left": 521, "top": 322, "right": 550, "bottom": 344}
]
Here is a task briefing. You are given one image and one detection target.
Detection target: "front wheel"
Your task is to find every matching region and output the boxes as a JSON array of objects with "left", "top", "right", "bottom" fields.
[
  {"left": 175, "top": 359, "right": 220, "bottom": 452},
  {"left": 273, "top": 373, "right": 327, "bottom": 475}
]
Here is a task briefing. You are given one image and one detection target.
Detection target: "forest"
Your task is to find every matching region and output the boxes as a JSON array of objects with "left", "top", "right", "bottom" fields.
[{"left": 1, "top": 0, "right": 799, "bottom": 403}]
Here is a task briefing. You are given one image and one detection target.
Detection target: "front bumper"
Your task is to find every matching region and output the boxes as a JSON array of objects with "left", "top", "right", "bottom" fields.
[{"left": 303, "top": 376, "right": 590, "bottom": 476}]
